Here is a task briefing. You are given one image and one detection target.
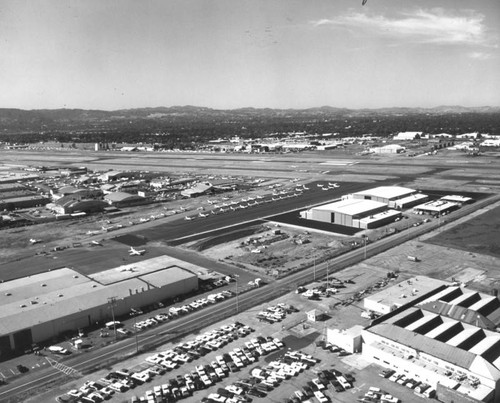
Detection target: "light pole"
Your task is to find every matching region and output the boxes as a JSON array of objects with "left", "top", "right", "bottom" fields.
[
  {"left": 107, "top": 296, "right": 117, "bottom": 341},
  {"left": 132, "top": 311, "right": 139, "bottom": 353},
  {"left": 326, "top": 260, "right": 329, "bottom": 285},
  {"left": 234, "top": 275, "right": 239, "bottom": 314}
]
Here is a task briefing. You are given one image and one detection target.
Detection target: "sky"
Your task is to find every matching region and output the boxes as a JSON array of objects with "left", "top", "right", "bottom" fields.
[{"left": 0, "top": 0, "right": 499, "bottom": 110}]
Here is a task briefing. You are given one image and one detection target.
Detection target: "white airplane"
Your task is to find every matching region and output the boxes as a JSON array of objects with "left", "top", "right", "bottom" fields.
[
  {"left": 129, "top": 247, "right": 146, "bottom": 256},
  {"left": 322, "top": 187, "right": 329, "bottom": 191},
  {"left": 86, "top": 230, "right": 100, "bottom": 235},
  {"left": 185, "top": 215, "right": 195, "bottom": 220},
  {"left": 317, "top": 184, "right": 324, "bottom": 188},
  {"left": 198, "top": 212, "right": 208, "bottom": 218},
  {"left": 328, "top": 182, "right": 340, "bottom": 188},
  {"left": 91, "top": 240, "right": 102, "bottom": 246},
  {"left": 29, "top": 238, "right": 42, "bottom": 244},
  {"left": 139, "top": 217, "right": 150, "bottom": 222},
  {"left": 302, "top": 185, "right": 310, "bottom": 190}
]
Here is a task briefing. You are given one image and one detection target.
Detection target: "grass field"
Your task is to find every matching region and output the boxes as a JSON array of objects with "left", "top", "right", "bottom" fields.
[{"left": 426, "top": 204, "right": 500, "bottom": 258}]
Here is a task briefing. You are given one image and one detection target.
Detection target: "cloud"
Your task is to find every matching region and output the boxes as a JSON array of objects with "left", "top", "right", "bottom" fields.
[
  {"left": 312, "top": 9, "right": 492, "bottom": 47},
  {"left": 468, "top": 51, "right": 492, "bottom": 60}
]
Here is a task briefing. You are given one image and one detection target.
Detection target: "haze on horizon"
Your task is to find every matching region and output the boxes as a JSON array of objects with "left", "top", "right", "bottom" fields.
[{"left": 1, "top": 0, "right": 499, "bottom": 111}]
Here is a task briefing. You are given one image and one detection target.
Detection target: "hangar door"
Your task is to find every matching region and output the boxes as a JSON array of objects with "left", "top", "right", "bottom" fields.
[
  {"left": 13, "top": 329, "right": 33, "bottom": 352},
  {"left": 0, "top": 335, "right": 12, "bottom": 358}
]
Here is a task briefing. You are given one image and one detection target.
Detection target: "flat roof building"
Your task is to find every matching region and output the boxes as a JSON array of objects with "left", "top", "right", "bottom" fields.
[{"left": 0, "top": 256, "right": 198, "bottom": 356}]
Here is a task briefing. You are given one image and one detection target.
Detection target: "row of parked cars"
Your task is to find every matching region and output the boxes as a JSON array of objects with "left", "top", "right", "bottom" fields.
[
  {"left": 145, "top": 322, "right": 254, "bottom": 372},
  {"left": 256, "top": 302, "right": 298, "bottom": 324},
  {"left": 132, "top": 291, "right": 235, "bottom": 332},
  {"left": 379, "top": 369, "right": 436, "bottom": 399},
  {"left": 137, "top": 335, "right": 286, "bottom": 402},
  {"left": 203, "top": 349, "right": 316, "bottom": 403},
  {"left": 59, "top": 322, "right": 253, "bottom": 403},
  {"left": 359, "top": 386, "right": 400, "bottom": 403}
]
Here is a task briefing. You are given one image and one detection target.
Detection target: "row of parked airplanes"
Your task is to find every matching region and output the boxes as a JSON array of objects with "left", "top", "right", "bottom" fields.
[{"left": 31, "top": 237, "right": 145, "bottom": 257}]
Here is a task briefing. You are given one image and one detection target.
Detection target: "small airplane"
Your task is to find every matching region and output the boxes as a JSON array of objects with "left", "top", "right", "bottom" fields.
[
  {"left": 184, "top": 215, "right": 195, "bottom": 220},
  {"left": 302, "top": 185, "right": 309, "bottom": 190},
  {"left": 328, "top": 182, "right": 340, "bottom": 188},
  {"left": 30, "top": 238, "right": 42, "bottom": 244},
  {"left": 86, "top": 230, "right": 100, "bottom": 235},
  {"left": 129, "top": 247, "right": 146, "bottom": 256},
  {"left": 91, "top": 240, "right": 102, "bottom": 246},
  {"left": 317, "top": 184, "right": 324, "bottom": 188},
  {"left": 198, "top": 212, "right": 208, "bottom": 218}
]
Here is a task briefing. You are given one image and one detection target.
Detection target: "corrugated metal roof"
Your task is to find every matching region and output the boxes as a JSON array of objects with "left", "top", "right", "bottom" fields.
[{"left": 369, "top": 322, "right": 477, "bottom": 370}]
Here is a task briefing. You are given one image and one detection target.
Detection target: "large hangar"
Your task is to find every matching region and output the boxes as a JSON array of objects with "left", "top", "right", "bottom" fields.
[
  {"left": 0, "top": 256, "right": 198, "bottom": 355},
  {"left": 351, "top": 186, "right": 428, "bottom": 209},
  {"left": 300, "top": 198, "right": 401, "bottom": 229},
  {"left": 362, "top": 278, "right": 500, "bottom": 403}
]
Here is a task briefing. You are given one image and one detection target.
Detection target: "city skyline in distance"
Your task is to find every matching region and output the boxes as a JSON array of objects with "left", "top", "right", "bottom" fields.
[{"left": 1, "top": 0, "right": 499, "bottom": 111}]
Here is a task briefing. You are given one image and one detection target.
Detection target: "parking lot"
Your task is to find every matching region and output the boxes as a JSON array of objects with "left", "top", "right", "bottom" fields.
[{"left": 32, "top": 268, "right": 430, "bottom": 403}]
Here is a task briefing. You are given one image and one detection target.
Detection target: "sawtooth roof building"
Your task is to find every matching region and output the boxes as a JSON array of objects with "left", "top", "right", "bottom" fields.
[{"left": 362, "top": 277, "right": 500, "bottom": 403}]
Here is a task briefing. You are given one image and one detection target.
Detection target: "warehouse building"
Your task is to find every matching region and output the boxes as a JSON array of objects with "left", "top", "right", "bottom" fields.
[
  {"left": 0, "top": 256, "right": 198, "bottom": 355},
  {"left": 104, "top": 191, "right": 148, "bottom": 207},
  {"left": 350, "top": 186, "right": 428, "bottom": 209},
  {"left": 413, "top": 199, "right": 460, "bottom": 215},
  {"left": 362, "top": 278, "right": 500, "bottom": 402},
  {"left": 300, "top": 198, "right": 401, "bottom": 229}
]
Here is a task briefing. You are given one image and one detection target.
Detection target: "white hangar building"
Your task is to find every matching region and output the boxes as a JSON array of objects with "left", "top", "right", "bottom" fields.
[
  {"left": 0, "top": 256, "right": 199, "bottom": 355},
  {"left": 362, "top": 278, "right": 500, "bottom": 403},
  {"left": 300, "top": 198, "right": 401, "bottom": 229},
  {"left": 350, "top": 186, "right": 428, "bottom": 209}
]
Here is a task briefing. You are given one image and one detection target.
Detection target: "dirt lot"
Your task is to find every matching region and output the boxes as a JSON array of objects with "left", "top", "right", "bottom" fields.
[{"left": 183, "top": 223, "right": 360, "bottom": 279}]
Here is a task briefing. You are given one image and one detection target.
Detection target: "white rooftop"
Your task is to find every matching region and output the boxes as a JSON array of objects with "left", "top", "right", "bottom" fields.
[
  {"left": 315, "top": 198, "right": 386, "bottom": 216},
  {"left": 89, "top": 255, "right": 202, "bottom": 285},
  {"left": 354, "top": 186, "right": 416, "bottom": 200}
]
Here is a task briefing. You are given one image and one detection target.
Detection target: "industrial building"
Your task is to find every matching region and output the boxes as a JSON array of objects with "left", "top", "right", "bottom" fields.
[
  {"left": 413, "top": 199, "right": 460, "bottom": 215},
  {"left": 361, "top": 277, "right": 500, "bottom": 403},
  {"left": 0, "top": 256, "right": 199, "bottom": 355},
  {"left": 104, "top": 191, "right": 148, "bottom": 207},
  {"left": 300, "top": 198, "right": 400, "bottom": 229},
  {"left": 350, "top": 186, "right": 428, "bottom": 209}
]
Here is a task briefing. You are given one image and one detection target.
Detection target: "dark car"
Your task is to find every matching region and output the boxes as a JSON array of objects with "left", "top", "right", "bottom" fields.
[
  {"left": 16, "top": 364, "right": 29, "bottom": 373},
  {"left": 344, "top": 373, "right": 355, "bottom": 383},
  {"left": 248, "top": 388, "right": 267, "bottom": 398}
]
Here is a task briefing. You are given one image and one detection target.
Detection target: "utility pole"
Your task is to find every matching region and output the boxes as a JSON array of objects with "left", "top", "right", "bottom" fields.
[
  {"left": 107, "top": 297, "right": 117, "bottom": 341},
  {"left": 326, "top": 260, "right": 329, "bottom": 285},
  {"left": 133, "top": 312, "right": 139, "bottom": 353},
  {"left": 313, "top": 256, "right": 316, "bottom": 282}
]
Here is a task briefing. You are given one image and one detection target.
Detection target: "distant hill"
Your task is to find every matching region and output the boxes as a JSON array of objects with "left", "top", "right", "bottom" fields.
[
  {"left": 0, "top": 105, "right": 499, "bottom": 124},
  {"left": 1, "top": 105, "right": 499, "bottom": 143}
]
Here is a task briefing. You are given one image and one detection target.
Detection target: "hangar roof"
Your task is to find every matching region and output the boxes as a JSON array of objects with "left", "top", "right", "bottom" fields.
[
  {"left": 89, "top": 255, "right": 201, "bottom": 285},
  {"left": 140, "top": 266, "right": 197, "bottom": 288},
  {"left": 353, "top": 186, "right": 416, "bottom": 200},
  {"left": 315, "top": 199, "right": 386, "bottom": 216},
  {"left": 104, "top": 192, "right": 143, "bottom": 202},
  {"left": 364, "top": 276, "right": 450, "bottom": 309}
]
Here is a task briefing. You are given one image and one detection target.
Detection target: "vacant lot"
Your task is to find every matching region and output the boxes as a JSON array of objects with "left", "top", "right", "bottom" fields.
[{"left": 426, "top": 204, "right": 500, "bottom": 259}]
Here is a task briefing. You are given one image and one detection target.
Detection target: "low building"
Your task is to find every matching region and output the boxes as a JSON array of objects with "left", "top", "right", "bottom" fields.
[
  {"left": 369, "top": 144, "right": 406, "bottom": 154},
  {"left": 393, "top": 131, "right": 423, "bottom": 141},
  {"left": 364, "top": 276, "right": 451, "bottom": 315},
  {"left": 327, "top": 325, "right": 363, "bottom": 353},
  {"left": 350, "top": 186, "right": 424, "bottom": 208},
  {"left": 413, "top": 200, "right": 460, "bottom": 215},
  {"left": 181, "top": 182, "right": 213, "bottom": 198},
  {"left": 104, "top": 191, "right": 147, "bottom": 207},
  {"left": 0, "top": 256, "right": 199, "bottom": 355}
]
